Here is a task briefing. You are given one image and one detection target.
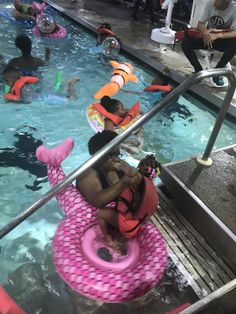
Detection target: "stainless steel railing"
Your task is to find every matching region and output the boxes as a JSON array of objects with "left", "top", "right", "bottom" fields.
[
  {"left": 0, "top": 68, "right": 235, "bottom": 239},
  {"left": 181, "top": 278, "right": 236, "bottom": 314}
]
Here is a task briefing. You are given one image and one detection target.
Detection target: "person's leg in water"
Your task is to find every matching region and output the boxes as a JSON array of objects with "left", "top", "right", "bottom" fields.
[
  {"left": 98, "top": 208, "right": 125, "bottom": 252},
  {"left": 67, "top": 77, "right": 80, "bottom": 100}
]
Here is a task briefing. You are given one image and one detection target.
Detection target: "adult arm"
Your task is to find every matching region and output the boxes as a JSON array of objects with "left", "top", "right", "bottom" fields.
[
  {"left": 203, "top": 30, "right": 236, "bottom": 48},
  {"left": 77, "top": 168, "right": 141, "bottom": 208}
]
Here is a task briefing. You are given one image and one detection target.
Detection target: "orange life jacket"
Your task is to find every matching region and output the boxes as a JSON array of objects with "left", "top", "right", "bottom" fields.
[
  {"left": 0, "top": 286, "right": 27, "bottom": 314},
  {"left": 5, "top": 76, "right": 39, "bottom": 101},
  {"left": 175, "top": 28, "right": 203, "bottom": 41},
  {"left": 116, "top": 176, "right": 158, "bottom": 230},
  {"left": 93, "top": 102, "right": 140, "bottom": 126},
  {"left": 144, "top": 84, "right": 172, "bottom": 93}
]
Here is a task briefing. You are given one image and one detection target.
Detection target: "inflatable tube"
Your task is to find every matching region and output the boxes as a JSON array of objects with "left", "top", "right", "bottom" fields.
[
  {"left": 32, "top": 1, "right": 46, "bottom": 14},
  {"left": 33, "top": 25, "right": 67, "bottom": 39},
  {"left": 0, "top": 9, "right": 35, "bottom": 28},
  {"left": 94, "top": 60, "right": 138, "bottom": 99},
  {"left": 54, "top": 71, "right": 63, "bottom": 92},
  {"left": 36, "top": 139, "right": 167, "bottom": 303},
  {"left": 86, "top": 103, "right": 142, "bottom": 134},
  {"left": 144, "top": 84, "right": 172, "bottom": 93},
  {"left": 0, "top": 286, "right": 26, "bottom": 314}
]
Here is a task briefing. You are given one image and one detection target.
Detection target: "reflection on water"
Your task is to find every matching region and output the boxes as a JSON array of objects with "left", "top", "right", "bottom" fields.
[{"left": 3, "top": 247, "right": 198, "bottom": 314}]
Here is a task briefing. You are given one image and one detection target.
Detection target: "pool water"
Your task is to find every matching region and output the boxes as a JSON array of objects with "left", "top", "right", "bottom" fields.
[{"left": 0, "top": 3, "right": 235, "bottom": 313}]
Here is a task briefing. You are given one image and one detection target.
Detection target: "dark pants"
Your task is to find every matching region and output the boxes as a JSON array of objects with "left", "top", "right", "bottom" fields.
[
  {"left": 132, "top": 0, "right": 154, "bottom": 21},
  {"left": 181, "top": 36, "right": 236, "bottom": 72}
]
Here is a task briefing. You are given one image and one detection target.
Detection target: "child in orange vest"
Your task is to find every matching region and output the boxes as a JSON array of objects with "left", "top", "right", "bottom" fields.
[
  {"left": 2, "top": 66, "right": 80, "bottom": 104},
  {"left": 99, "top": 95, "right": 142, "bottom": 131}
]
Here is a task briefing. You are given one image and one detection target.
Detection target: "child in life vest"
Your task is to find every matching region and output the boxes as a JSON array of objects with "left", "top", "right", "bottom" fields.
[
  {"left": 122, "top": 67, "right": 172, "bottom": 94},
  {"left": 98, "top": 153, "right": 160, "bottom": 252},
  {"left": 2, "top": 66, "right": 80, "bottom": 104},
  {"left": 100, "top": 95, "right": 142, "bottom": 131}
]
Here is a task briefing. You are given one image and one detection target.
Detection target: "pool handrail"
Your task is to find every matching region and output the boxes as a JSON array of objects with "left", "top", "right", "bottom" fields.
[
  {"left": 180, "top": 278, "right": 236, "bottom": 313},
  {"left": 0, "top": 68, "right": 235, "bottom": 239}
]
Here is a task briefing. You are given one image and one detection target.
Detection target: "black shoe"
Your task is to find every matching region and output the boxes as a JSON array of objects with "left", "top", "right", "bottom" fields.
[{"left": 213, "top": 76, "right": 224, "bottom": 86}]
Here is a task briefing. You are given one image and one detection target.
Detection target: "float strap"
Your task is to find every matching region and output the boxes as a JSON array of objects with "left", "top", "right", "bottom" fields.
[{"left": 93, "top": 102, "right": 140, "bottom": 126}]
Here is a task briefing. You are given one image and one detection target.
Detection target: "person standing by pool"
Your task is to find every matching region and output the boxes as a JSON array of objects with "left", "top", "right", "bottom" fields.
[
  {"left": 76, "top": 130, "right": 159, "bottom": 252},
  {"left": 181, "top": 0, "right": 236, "bottom": 86},
  {"left": 8, "top": 35, "right": 51, "bottom": 70}
]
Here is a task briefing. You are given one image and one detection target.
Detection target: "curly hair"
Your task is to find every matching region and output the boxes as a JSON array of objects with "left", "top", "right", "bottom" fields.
[
  {"left": 88, "top": 130, "right": 118, "bottom": 155},
  {"left": 100, "top": 96, "right": 122, "bottom": 114}
]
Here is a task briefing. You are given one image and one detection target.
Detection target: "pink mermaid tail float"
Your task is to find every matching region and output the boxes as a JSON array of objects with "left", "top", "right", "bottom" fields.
[
  {"left": 36, "top": 138, "right": 168, "bottom": 303},
  {"left": 32, "top": 1, "right": 46, "bottom": 14}
]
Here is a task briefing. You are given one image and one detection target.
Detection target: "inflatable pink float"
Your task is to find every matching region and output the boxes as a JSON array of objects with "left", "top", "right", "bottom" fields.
[
  {"left": 33, "top": 25, "right": 67, "bottom": 39},
  {"left": 36, "top": 138, "right": 167, "bottom": 302}
]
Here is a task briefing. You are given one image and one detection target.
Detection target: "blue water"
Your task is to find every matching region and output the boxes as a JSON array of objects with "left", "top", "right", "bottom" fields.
[{"left": 0, "top": 3, "right": 235, "bottom": 313}]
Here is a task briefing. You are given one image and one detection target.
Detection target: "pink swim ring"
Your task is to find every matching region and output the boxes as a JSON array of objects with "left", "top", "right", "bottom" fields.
[
  {"left": 36, "top": 138, "right": 167, "bottom": 303},
  {"left": 33, "top": 24, "right": 67, "bottom": 39}
]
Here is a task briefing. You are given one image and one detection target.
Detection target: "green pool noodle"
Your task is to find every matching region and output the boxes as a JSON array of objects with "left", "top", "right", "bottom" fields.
[
  {"left": 4, "top": 85, "right": 11, "bottom": 94},
  {"left": 54, "top": 71, "right": 63, "bottom": 92}
]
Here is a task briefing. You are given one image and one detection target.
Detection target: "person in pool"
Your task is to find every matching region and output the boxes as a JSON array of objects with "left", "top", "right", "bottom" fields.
[
  {"left": 121, "top": 67, "right": 172, "bottom": 95},
  {"left": 13, "top": 0, "right": 36, "bottom": 22},
  {"left": 2, "top": 66, "right": 80, "bottom": 104},
  {"left": 100, "top": 95, "right": 143, "bottom": 131},
  {"left": 8, "top": 35, "right": 51, "bottom": 70},
  {"left": 76, "top": 130, "right": 159, "bottom": 252}
]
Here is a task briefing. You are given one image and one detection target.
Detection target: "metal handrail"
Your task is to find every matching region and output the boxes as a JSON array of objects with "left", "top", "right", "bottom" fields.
[
  {"left": 180, "top": 278, "right": 236, "bottom": 314},
  {"left": 0, "top": 69, "right": 235, "bottom": 239}
]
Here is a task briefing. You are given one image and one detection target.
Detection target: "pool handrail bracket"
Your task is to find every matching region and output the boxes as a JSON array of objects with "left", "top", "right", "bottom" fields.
[{"left": 0, "top": 69, "right": 235, "bottom": 239}]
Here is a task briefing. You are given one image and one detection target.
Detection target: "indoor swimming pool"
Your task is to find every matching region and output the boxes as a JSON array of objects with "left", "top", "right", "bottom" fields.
[{"left": 0, "top": 2, "right": 236, "bottom": 313}]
